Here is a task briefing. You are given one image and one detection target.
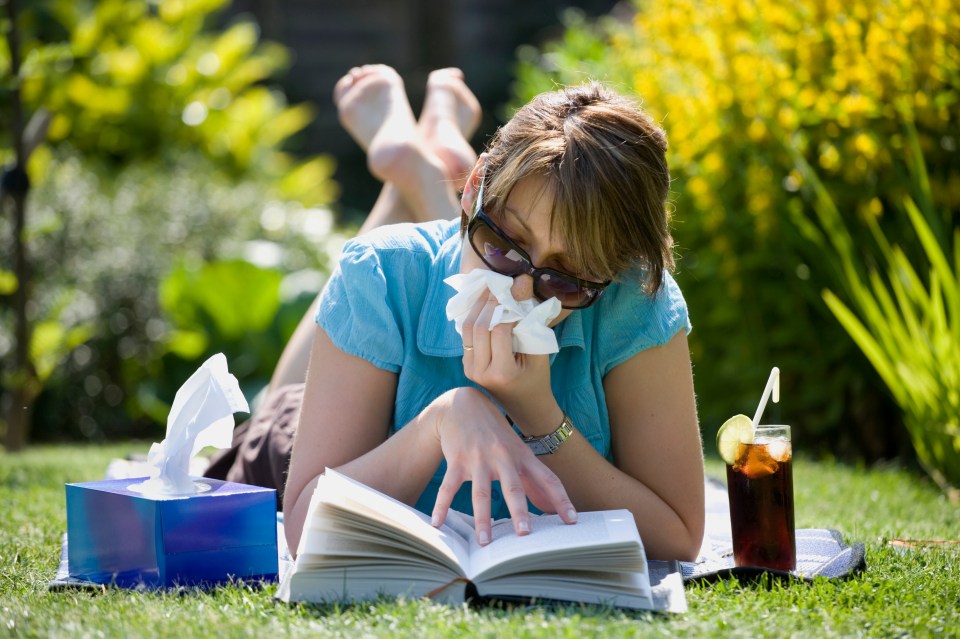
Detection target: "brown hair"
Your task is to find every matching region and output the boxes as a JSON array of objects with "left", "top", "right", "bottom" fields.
[{"left": 469, "top": 83, "right": 674, "bottom": 294}]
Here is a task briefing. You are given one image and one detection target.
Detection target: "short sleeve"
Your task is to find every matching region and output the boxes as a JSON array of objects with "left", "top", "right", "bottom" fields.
[
  {"left": 315, "top": 238, "right": 404, "bottom": 373},
  {"left": 595, "top": 270, "right": 691, "bottom": 378}
]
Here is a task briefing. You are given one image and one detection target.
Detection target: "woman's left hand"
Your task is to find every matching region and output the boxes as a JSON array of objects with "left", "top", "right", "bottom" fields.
[{"left": 429, "top": 387, "right": 577, "bottom": 545}]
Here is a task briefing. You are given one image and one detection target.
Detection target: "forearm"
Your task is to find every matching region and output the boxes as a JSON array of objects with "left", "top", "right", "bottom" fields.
[
  {"left": 491, "top": 387, "right": 702, "bottom": 559},
  {"left": 333, "top": 403, "right": 444, "bottom": 503},
  {"left": 536, "top": 432, "right": 703, "bottom": 561},
  {"left": 285, "top": 407, "right": 443, "bottom": 555}
]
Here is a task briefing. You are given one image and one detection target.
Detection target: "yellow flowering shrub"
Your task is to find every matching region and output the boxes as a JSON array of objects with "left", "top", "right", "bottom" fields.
[
  {"left": 622, "top": 0, "right": 959, "bottom": 221},
  {"left": 513, "top": 1, "right": 960, "bottom": 457}
]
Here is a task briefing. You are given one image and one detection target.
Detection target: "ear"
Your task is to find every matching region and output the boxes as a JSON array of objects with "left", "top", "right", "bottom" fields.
[{"left": 459, "top": 154, "right": 488, "bottom": 214}]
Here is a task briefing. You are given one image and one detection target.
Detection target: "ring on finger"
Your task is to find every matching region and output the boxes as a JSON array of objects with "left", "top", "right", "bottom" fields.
[{"left": 463, "top": 345, "right": 474, "bottom": 352}]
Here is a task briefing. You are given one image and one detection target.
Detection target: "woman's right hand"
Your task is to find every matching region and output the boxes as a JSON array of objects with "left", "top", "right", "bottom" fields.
[
  {"left": 458, "top": 292, "right": 563, "bottom": 436},
  {"left": 428, "top": 387, "right": 577, "bottom": 546}
]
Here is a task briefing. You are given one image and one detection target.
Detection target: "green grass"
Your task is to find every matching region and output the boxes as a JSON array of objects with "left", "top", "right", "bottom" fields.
[{"left": 2, "top": 443, "right": 959, "bottom": 638}]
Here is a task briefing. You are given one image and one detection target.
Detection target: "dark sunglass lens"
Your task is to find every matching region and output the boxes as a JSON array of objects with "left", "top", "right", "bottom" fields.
[
  {"left": 473, "top": 224, "right": 525, "bottom": 275},
  {"left": 538, "top": 273, "right": 589, "bottom": 308}
]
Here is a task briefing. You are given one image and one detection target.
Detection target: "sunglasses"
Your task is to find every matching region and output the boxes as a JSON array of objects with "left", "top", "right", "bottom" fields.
[{"left": 466, "top": 179, "right": 610, "bottom": 310}]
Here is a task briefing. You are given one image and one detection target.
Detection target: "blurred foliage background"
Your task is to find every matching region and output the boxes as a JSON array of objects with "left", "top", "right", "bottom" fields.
[
  {"left": 1, "top": 0, "right": 346, "bottom": 444},
  {"left": 2, "top": 0, "right": 958, "bottom": 491},
  {"left": 513, "top": 0, "right": 959, "bottom": 485}
]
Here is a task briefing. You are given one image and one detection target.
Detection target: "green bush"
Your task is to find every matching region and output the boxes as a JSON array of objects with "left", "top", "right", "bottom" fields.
[
  {"left": 1, "top": 0, "right": 343, "bottom": 443},
  {"left": 18, "top": 151, "right": 344, "bottom": 441},
  {"left": 511, "top": 2, "right": 959, "bottom": 461},
  {"left": 807, "top": 131, "right": 960, "bottom": 491},
  {"left": 4, "top": 0, "right": 337, "bottom": 204}
]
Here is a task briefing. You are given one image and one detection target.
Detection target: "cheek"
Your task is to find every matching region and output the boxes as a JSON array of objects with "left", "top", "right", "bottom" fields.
[{"left": 459, "top": 239, "right": 484, "bottom": 274}]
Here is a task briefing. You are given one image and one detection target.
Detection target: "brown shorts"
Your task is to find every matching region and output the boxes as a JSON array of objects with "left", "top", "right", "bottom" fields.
[{"left": 203, "top": 383, "right": 304, "bottom": 508}]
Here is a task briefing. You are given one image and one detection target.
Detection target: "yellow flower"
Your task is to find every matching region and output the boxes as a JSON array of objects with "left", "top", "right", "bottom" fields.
[
  {"left": 852, "top": 133, "right": 878, "bottom": 160},
  {"left": 819, "top": 143, "right": 841, "bottom": 171}
]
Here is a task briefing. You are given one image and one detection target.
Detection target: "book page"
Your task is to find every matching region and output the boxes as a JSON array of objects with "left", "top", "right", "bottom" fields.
[
  {"left": 297, "top": 470, "right": 471, "bottom": 572},
  {"left": 441, "top": 509, "right": 475, "bottom": 546},
  {"left": 466, "top": 509, "right": 645, "bottom": 581}
]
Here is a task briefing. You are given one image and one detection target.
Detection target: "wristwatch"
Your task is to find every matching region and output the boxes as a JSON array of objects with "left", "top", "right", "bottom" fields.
[{"left": 520, "top": 413, "right": 575, "bottom": 456}]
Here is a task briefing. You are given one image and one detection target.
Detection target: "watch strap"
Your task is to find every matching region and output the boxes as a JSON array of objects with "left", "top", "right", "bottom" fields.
[{"left": 521, "top": 413, "right": 575, "bottom": 456}]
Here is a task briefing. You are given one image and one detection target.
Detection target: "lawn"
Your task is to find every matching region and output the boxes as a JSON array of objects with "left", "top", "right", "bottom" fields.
[{"left": 2, "top": 442, "right": 958, "bottom": 638}]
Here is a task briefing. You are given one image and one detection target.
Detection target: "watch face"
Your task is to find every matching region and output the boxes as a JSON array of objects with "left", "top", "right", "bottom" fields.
[{"left": 529, "top": 440, "right": 550, "bottom": 456}]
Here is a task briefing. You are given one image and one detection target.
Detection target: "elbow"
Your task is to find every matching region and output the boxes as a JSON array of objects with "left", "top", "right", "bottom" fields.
[
  {"left": 281, "top": 502, "right": 301, "bottom": 559},
  {"left": 674, "top": 529, "right": 702, "bottom": 563},
  {"left": 675, "top": 511, "right": 705, "bottom": 562},
  {"left": 643, "top": 510, "right": 704, "bottom": 562},
  {"left": 282, "top": 482, "right": 308, "bottom": 559},
  {"left": 653, "top": 525, "right": 702, "bottom": 563}
]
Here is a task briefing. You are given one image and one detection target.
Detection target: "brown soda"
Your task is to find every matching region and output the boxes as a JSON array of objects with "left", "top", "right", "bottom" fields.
[{"left": 726, "top": 437, "right": 796, "bottom": 571}]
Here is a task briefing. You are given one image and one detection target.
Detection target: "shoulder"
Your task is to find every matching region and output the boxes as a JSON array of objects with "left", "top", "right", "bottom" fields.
[
  {"left": 329, "top": 219, "right": 459, "bottom": 306},
  {"left": 317, "top": 220, "right": 459, "bottom": 371},
  {"left": 340, "top": 219, "right": 457, "bottom": 265},
  {"left": 591, "top": 268, "right": 691, "bottom": 375},
  {"left": 599, "top": 268, "right": 688, "bottom": 323}
]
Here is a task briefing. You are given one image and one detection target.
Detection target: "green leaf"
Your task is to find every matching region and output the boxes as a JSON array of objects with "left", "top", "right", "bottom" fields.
[
  {"left": 29, "top": 320, "right": 93, "bottom": 384},
  {"left": 823, "top": 289, "right": 902, "bottom": 404},
  {"left": 0, "top": 269, "right": 18, "bottom": 295},
  {"left": 199, "top": 260, "right": 282, "bottom": 338},
  {"left": 904, "top": 198, "right": 959, "bottom": 330},
  {"left": 160, "top": 259, "right": 282, "bottom": 341},
  {"left": 166, "top": 328, "right": 208, "bottom": 359}
]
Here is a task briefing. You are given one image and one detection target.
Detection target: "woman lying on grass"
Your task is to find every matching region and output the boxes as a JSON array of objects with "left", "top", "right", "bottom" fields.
[{"left": 206, "top": 64, "right": 705, "bottom": 561}]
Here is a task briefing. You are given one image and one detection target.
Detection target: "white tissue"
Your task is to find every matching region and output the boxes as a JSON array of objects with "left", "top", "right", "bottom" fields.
[
  {"left": 133, "top": 353, "right": 249, "bottom": 496},
  {"left": 444, "top": 269, "right": 562, "bottom": 355}
]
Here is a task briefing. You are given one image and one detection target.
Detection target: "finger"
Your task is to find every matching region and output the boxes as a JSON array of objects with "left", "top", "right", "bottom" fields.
[
  {"left": 488, "top": 321, "right": 516, "bottom": 370},
  {"left": 460, "top": 292, "right": 488, "bottom": 338},
  {"left": 460, "top": 294, "right": 487, "bottom": 361},
  {"left": 495, "top": 462, "right": 532, "bottom": 536},
  {"left": 471, "top": 471, "right": 493, "bottom": 545},
  {"left": 432, "top": 466, "right": 464, "bottom": 528},
  {"left": 470, "top": 295, "right": 499, "bottom": 371},
  {"left": 523, "top": 461, "right": 578, "bottom": 524}
]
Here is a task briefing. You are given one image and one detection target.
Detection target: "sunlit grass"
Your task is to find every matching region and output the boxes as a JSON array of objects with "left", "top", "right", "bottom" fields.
[{"left": 2, "top": 443, "right": 958, "bottom": 638}]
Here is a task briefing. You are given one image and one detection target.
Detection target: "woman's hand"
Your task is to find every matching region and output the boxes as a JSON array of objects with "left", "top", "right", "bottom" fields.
[
  {"left": 429, "top": 387, "right": 577, "bottom": 546},
  {"left": 459, "top": 293, "right": 559, "bottom": 428}
]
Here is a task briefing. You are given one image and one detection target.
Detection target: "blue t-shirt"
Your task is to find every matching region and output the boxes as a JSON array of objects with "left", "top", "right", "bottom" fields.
[{"left": 316, "top": 219, "right": 691, "bottom": 519}]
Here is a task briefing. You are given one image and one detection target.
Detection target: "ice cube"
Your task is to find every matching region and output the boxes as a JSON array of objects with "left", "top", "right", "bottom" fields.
[
  {"left": 766, "top": 439, "right": 792, "bottom": 463},
  {"left": 734, "top": 443, "right": 779, "bottom": 479}
]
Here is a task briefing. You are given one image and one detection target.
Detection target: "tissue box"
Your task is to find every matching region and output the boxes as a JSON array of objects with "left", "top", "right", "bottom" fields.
[{"left": 65, "top": 477, "right": 278, "bottom": 588}]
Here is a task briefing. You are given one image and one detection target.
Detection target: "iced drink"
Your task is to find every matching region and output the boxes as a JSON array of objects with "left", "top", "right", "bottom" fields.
[{"left": 725, "top": 425, "right": 796, "bottom": 571}]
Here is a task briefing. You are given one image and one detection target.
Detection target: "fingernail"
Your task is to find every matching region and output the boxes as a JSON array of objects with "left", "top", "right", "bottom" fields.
[
  {"left": 517, "top": 520, "right": 530, "bottom": 534},
  {"left": 567, "top": 509, "right": 578, "bottom": 522},
  {"left": 479, "top": 530, "right": 490, "bottom": 545},
  {"left": 431, "top": 514, "right": 440, "bottom": 527}
]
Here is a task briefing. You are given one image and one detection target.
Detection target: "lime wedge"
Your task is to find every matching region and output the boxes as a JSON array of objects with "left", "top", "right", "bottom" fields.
[{"left": 716, "top": 414, "right": 755, "bottom": 465}]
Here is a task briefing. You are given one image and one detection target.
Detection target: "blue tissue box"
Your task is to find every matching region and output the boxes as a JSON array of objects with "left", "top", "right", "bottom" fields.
[{"left": 65, "top": 477, "right": 278, "bottom": 588}]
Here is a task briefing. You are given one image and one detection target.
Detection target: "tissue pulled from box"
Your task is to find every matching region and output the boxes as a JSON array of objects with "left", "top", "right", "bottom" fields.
[
  {"left": 134, "top": 353, "right": 249, "bottom": 496},
  {"left": 445, "top": 269, "right": 561, "bottom": 355}
]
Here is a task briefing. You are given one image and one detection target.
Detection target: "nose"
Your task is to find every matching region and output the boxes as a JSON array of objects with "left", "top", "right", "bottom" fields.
[{"left": 511, "top": 273, "right": 535, "bottom": 302}]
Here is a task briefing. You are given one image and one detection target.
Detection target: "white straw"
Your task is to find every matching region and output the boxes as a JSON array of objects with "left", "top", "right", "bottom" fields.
[{"left": 751, "top": 367, "right": 780, "bottom": 427}]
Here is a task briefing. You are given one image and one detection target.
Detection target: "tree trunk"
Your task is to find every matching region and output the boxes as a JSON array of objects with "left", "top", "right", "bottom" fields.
[{"left": 2, "top": 0, "right": 35, "bottom": 452}]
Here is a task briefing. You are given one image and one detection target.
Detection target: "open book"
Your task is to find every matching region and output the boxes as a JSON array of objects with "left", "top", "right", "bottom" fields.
[{"left": 276, "top": 470, "right": 686, "bottom": 612}]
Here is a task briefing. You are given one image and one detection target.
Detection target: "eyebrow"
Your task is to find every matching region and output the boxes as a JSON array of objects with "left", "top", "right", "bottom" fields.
[
  {"left": 504, "top": 205, "right": 533, "bottom": 234},
  {"left": 502, "top": 205, "right": 577, "bottom": 274}
]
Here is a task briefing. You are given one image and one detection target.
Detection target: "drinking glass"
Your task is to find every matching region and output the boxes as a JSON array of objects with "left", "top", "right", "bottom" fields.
[{"left": 725, "top": 424, "right": 796, "bottom": 571}]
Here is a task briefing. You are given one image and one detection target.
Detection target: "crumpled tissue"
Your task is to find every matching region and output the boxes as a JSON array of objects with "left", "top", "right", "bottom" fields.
[
  {"left": 133, "top": 352, "right": 249, "bottom": 496},
  {"left": 445, "top": 269, "right": 561, "bottom": 355}
]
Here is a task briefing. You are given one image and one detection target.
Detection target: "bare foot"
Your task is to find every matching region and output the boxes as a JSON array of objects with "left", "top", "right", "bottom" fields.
[
  {"left": 333, "top": 65, "right": 416, "bottom": 157},
  {"left": 334, "top": 65, "right": 458, "bottom": 222},
  {"left": 419, "top": 68, "right": 482, "bottom": 186}
]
